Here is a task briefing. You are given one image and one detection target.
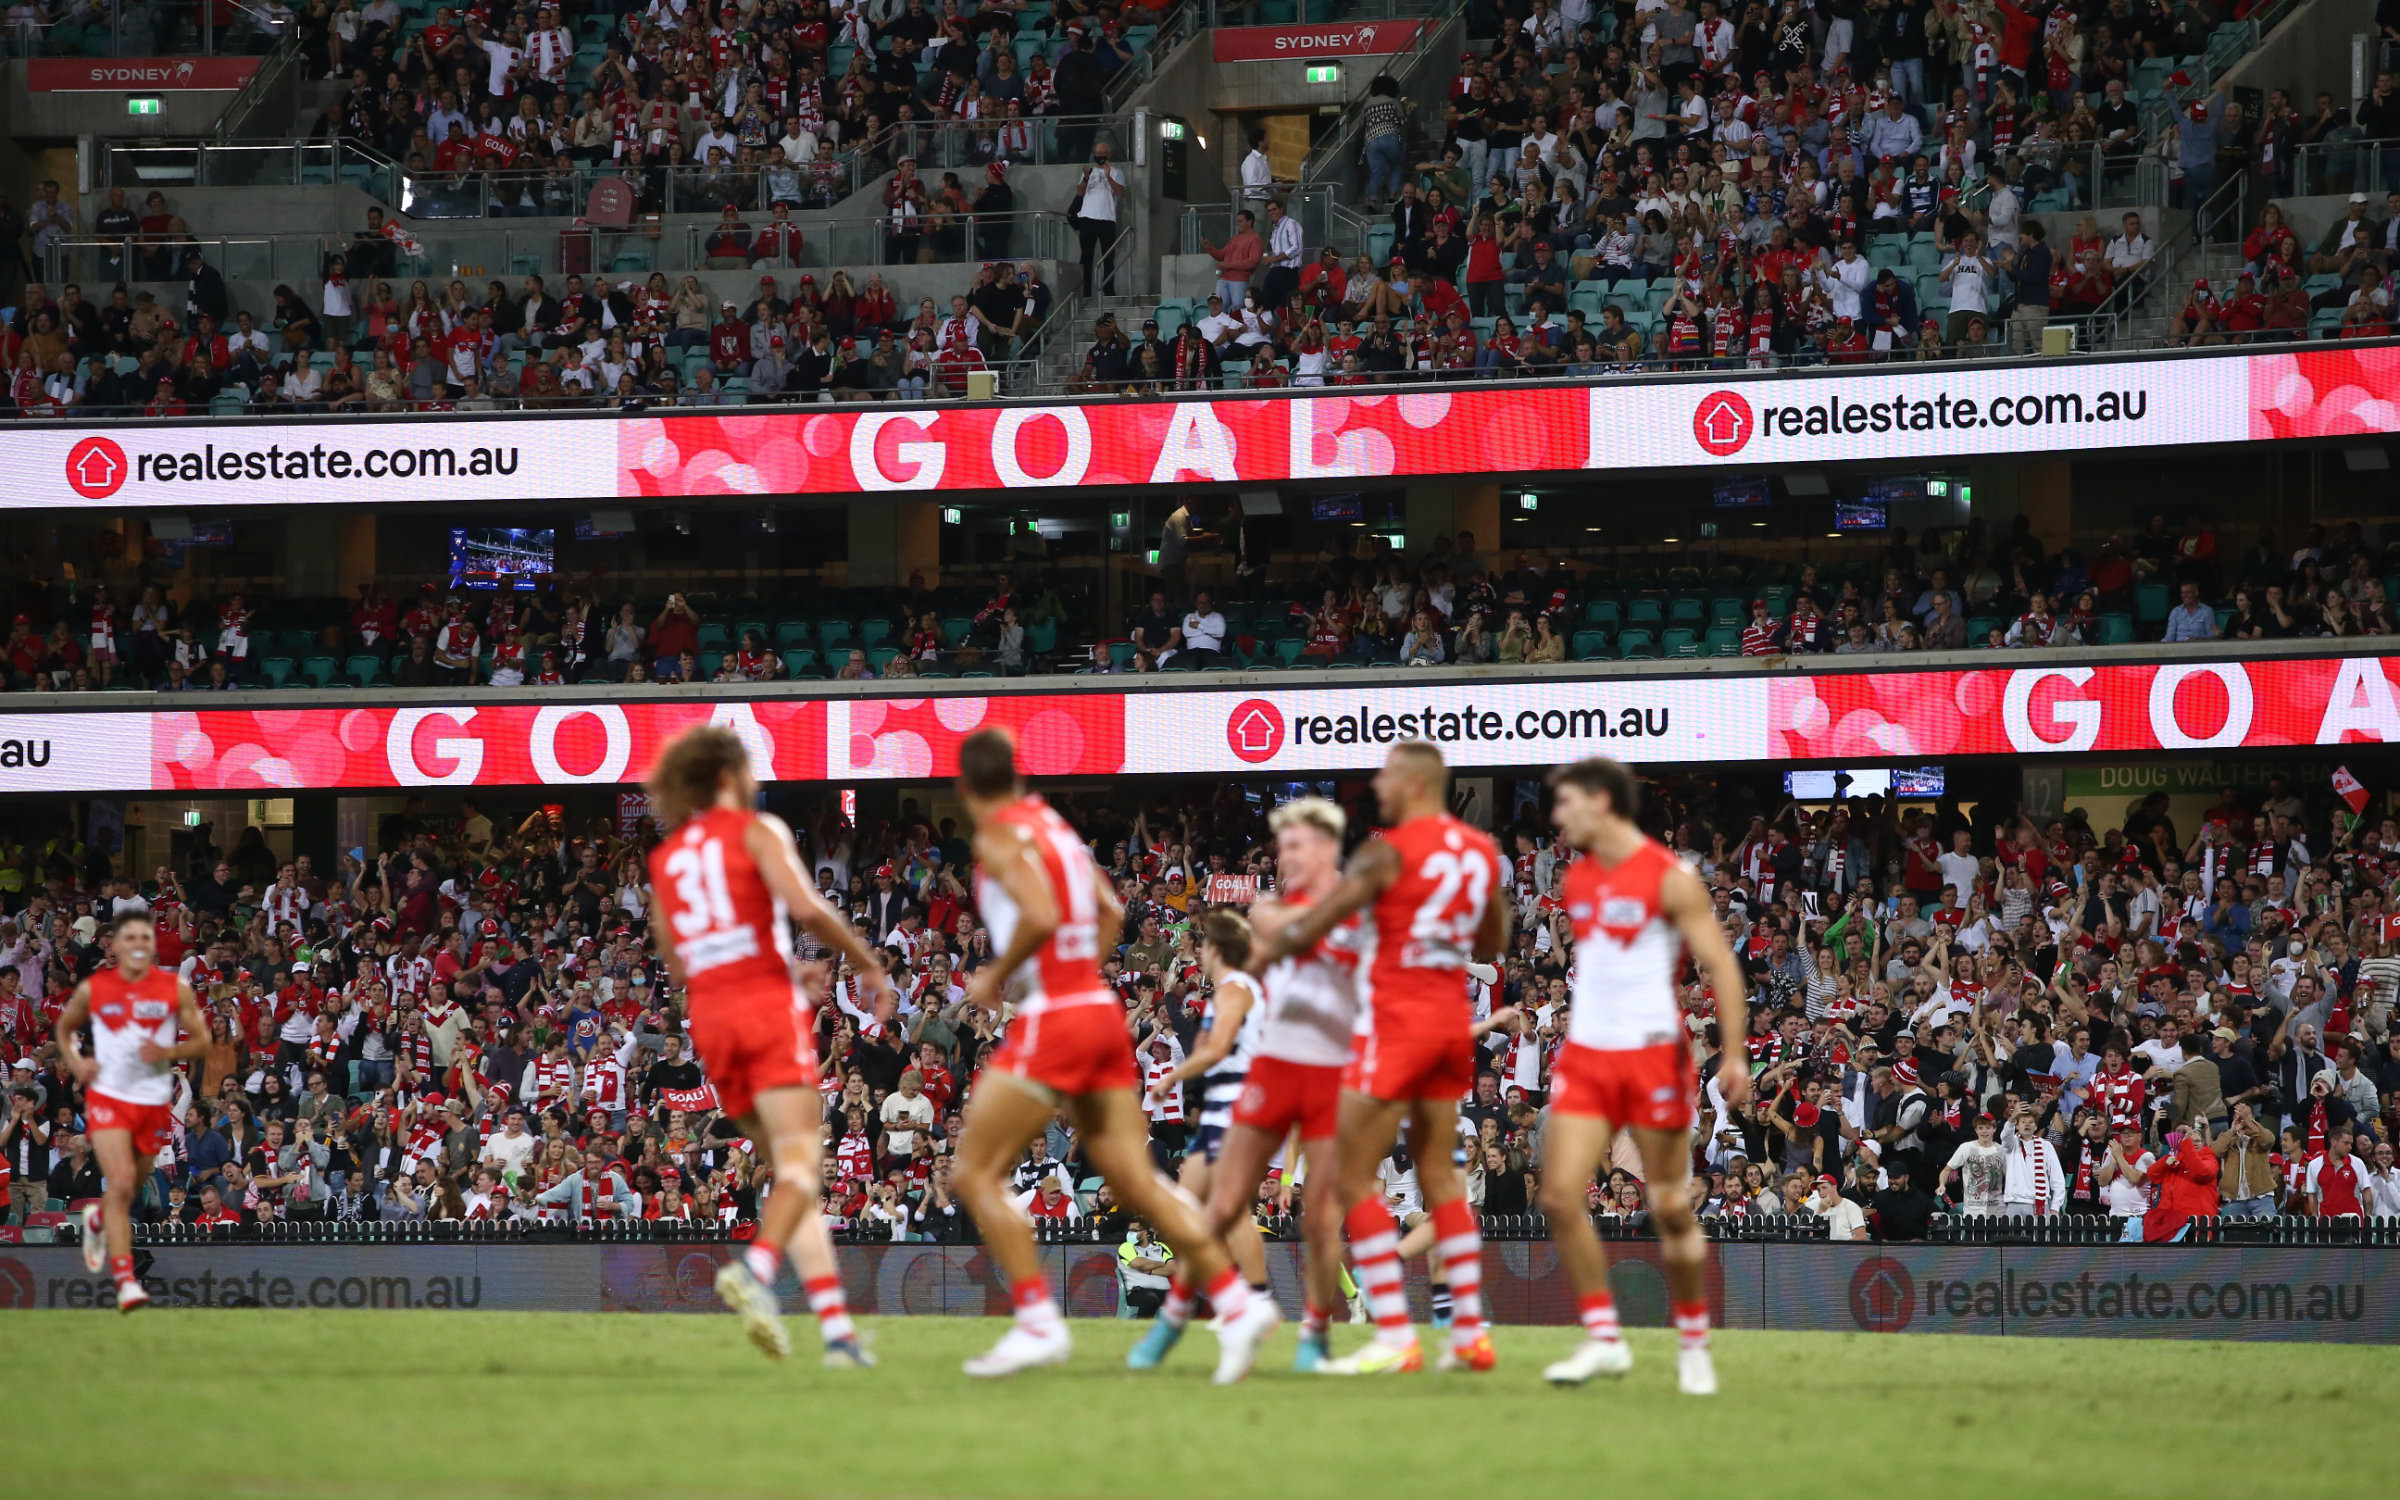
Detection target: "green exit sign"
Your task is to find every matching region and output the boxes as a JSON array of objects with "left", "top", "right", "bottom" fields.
[
  {"left": 1305, "top": 64, "right": 1341, "bottom": 84},
  {"left": 126, "top": 96, "right": 164, "bottom": 116}
]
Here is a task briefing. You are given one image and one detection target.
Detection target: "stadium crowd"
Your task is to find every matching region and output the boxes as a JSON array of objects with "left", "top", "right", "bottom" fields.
[
  {"left": 2, "top": 510, "right": 2389, "bottom": 695},
  {"left": 5, "top": 735, "right": 2399, "bottom": 1243},
  {"left": 0, "top": 249, "right": 1057, "bottom": 416}
]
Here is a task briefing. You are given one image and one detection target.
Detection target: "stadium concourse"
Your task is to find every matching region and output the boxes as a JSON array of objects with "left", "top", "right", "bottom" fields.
[{"left": 5, "top": 721, "right": 2400, "bottom": 1242}]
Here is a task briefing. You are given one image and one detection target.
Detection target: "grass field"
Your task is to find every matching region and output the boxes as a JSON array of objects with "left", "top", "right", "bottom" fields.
[{"left": 5, "top": 1313, "right": 2391, "bottom": 1499}]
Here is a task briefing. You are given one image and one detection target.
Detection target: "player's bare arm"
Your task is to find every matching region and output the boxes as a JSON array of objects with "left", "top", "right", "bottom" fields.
[
  {"left": 53, "top": 980, "right": 96, "bottom": 1085},
  {"left": 1258, "top": 837, "right": 1397, "bottom": 962},
  {"left": 746, "top": 811, "right": 893, "bottom": 1017},
  {"left": 1471, "top": 1005, "right": 1522, "bottom": 1041},
  {"left": 1664, "top": 863, "right": 1749, "bottom": 1109},
  {"left": 964, "top": 821, "right": 1053, "bottom": 1015}
]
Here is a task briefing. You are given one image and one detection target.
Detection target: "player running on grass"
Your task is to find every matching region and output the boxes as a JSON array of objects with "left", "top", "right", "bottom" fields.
[
  {"left": 1537, "top": 757, "right": 1748, "bottom": 1395},
  {"left": 1255, "top": 742, "right": 1508, "bottom": 1375},
  {"left": 949, "top": 728, "right": 1278, "bottom": 1381},
  {"left": 643, "top": 726, "right": 894, "bottom": 1368},
  {"left": 55, "top": 911, "right": 208, "bottom": 1311}
]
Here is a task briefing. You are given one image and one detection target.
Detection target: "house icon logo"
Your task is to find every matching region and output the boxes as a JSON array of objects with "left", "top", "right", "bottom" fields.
[
  {"left": 0, "top": 1256, "right": 33, "bottom": 1308},
  {"left": 1847, "top": 1255, "right": 1915, "bottom": 1333},
  {"left": 65, "top": 436, "right": 130, "bottom": 499},
  {"left": 1692, "top": 390, "right": 1754, "bottom": 457},
  {"left": 1225, "top": 698, "right": 1285, "bottom": 765}
]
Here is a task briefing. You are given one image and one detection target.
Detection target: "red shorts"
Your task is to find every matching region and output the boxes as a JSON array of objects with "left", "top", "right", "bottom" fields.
[
  {"left": 687, "top": 986, "right": 821, "bottom": 1122},
  {"left": 1232, "top": 1055, "right": 1343, "bottom": 1141},
  {"left": 1549, "top": 1041, "right": 1695, "bottom": 1131},
  {"left": 86, "top": 1090, "right": 174, "bottom": 1157},
  {"left": 987, "top": 1001, "right": 1137, "bottom": 1097},
  {"left": 1343, "top": 1025, "right": 1476, "bottom": 1102}
]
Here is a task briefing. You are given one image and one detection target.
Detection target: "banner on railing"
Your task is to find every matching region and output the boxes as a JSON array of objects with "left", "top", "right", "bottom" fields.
[
  {"left": 1211, "top": 20, "right": 1428, "bottom": 61},
  {"left": 2, "top": 652, "right": 2397, "bottom": 792},
  {"left": 6, "top": 1242, "right": 2386, "bottom": 1340},
  {"left": 28, "top": 58, "right": 263, "bottom": 90},
  {"left": 11, "top": 346, "right": 2398, "bottom": 508}
]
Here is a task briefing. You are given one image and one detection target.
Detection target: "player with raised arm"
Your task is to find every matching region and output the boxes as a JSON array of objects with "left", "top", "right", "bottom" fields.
[
  {"left": 1255, "top": 742, "right": 1508, "bottom": 1375},
  {"left": 56, "top": 911, "right": 208, "bottom": 1310},
  {"left": 1538, "top": 757, "right": 1749, "bottom": 1395},
  {"left": 642, "top": 726, "right": 894, "bottom": 1368},
  {"left": 1127, "top": 908, "right": 1280, "bottom": 1369},
  {"left": 949, "top": 728, "right": 1278, "bottom": 1381}
]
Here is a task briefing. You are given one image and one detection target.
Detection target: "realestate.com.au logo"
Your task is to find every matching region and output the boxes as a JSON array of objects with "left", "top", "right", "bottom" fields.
[
  {"left": 1692, "top": 391, "right": 1754, "bottom": 457},
  {"left": 1225, "top": 699, "right": 1286, "bottom": 764},
  {"left": 66, "top": 436, "right": 130, "bottom": 499},
  {"left": 1849, "top": 1255, "right": 1916, "bottom": 1332}
]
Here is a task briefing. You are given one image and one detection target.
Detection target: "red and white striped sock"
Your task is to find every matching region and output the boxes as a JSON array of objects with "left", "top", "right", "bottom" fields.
[
  {"left": 1345, "top": 1199, "right": 1415, "bottom": 1348},
  {"left": 1012, "top": 1276, "right": 1062, "bottom": 1334},
  {"left": 1432, "top": 1198, "right": 1484, "bottom": 1346},
  {"left": 1579, "top": 1290, "right": 1623, "bottom": 1344},
  {"left": 108, "top": 1253, "right": 137, "bottom": 1289},
  {"left": 1301, "top": 1300, "right": 1330, "bottom": 1339},
  {"left": 1159, "top": 1274, "right": 1195, "bottom": 1330},
  {"left": 805, "top": 1273, "right": 854, "bottom": 1345},
  {"left": 741, "top": 1243, "right": 782, "bottom": 1286},
  {"left": 1203, "top": 1266, "right": 1250, "bottom": 1324},
  {"left": 1673, "top": 1299, "right": 1711, "bottom": 1352}
]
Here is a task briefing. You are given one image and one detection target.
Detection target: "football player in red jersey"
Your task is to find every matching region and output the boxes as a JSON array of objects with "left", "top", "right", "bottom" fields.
[
  {"left": 1129, "top": 797, "right": 1361, "bottom": 1373},
  {"left": 1256, "top": 742, "right": 1509, "bottom": 1375},
  {"left": 54, "top": 911, "right": 208, "bottom": 1310},
  {"left": 948, "top": 728, "right": 1277, "bottom": 1381},
  {"left": 1540, "top": 758, "right": 1749, "bottom": 1394},
  {"left": 642, "top": 727, "right": 895, "bottom": 1367}
]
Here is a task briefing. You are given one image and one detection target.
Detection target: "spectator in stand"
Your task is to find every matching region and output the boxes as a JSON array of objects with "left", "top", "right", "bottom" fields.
[{"left": 2162, "top": 581, "right": 2220, "bottom": 643}]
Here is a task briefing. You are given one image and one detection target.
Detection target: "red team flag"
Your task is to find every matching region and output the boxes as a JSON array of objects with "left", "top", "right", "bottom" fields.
[{"left": 2333, "top": 766, "right": 2370, "bottom": 816}]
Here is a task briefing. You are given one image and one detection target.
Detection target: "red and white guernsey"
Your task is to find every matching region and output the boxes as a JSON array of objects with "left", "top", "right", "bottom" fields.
[
  {"left": 646, "top": 807, "right": 796, "bottom": 1007},
  {"left": 1564, "top": 837, "right": 1687, "bottom": 1050},
  {"left": 1361, "top": 814, "right": 1501, "bottom": 1031},
  {"left": 976, "top": 796, "right": 1112, "bottom": 1015},
  {"left": 1259, "top": 892, "right": 1362, "bottom": 1067},
  {"left": 87, "top": 963, "right": 182, "bottom": 1106}
]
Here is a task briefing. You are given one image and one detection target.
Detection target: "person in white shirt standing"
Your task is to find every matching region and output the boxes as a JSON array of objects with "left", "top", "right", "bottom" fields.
[
  {"left": 526, "top": 5, "right": 572, "bottom": 106},
  {"left": 2360, "top": 1139, "right": 2400, "bottom": 1218},
  {"left": 2097, "top": 1119, "right": 2152, "bottom": 1218},
  {"left": 1815, "top": 238, "right": 1873, "bottom": 322},
  {"left": 1998, "top": 1103, "right": 2068, "bottom": 1215},
  {"left": 1073, "top": 139, "right": 1126, "bottom": 295},
  {"left": 1938, "top": 228, "right": 1993, "bottom": 348},
  {"left": 1258, "top": 198, "right": 1305, "bottom": 312},
  {"left": 1941, "top": 1111, "right": 2008, "bottom": 1215},
  {"left": 1239, "top": 131, "right": 1278, "bottom": 206}
]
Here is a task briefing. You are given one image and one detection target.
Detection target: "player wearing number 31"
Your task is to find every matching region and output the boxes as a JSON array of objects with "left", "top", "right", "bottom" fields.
[
  {"left": 1253, "top": 741, "right": 1510, "bottom": 1376},
  {"left": 643, "top": 726, "right": 896, "bottom": 1368}
]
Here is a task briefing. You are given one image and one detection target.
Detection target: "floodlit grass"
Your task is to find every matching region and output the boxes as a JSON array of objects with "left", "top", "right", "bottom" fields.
[{"left": 3, "top": 1312, "right": 2390, "bottom": 1499}]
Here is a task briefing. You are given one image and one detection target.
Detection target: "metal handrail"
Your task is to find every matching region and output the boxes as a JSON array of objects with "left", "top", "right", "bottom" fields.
[
  {"left": 2290, "top": 139, "right": 2396, "bottom": 201},
  {"left": 42, "top": 212, "right": 1092, "bottom": 296},
  {"left": 212, "top": 29, "right": 300, "bottom": 145},
  {"left": 1297, "top": 13, "right": 1461, "bottom": 200}
]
